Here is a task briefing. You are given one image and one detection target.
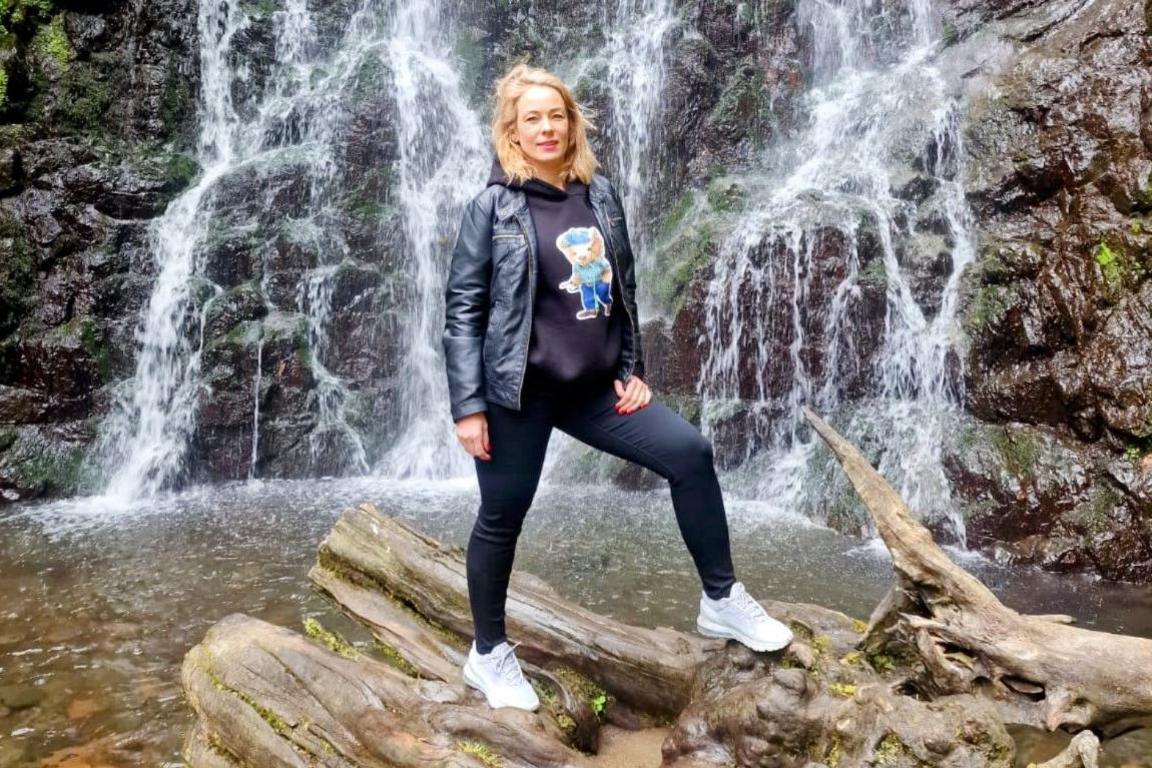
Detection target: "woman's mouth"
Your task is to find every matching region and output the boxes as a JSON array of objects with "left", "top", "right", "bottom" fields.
[{"left": 539, "top": 141, "right": 558, "bottom": 150}]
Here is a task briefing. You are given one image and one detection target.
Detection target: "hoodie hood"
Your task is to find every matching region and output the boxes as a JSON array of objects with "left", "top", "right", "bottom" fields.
[{"left": 486, "top": 156, "right": 576, "bottom": 201}]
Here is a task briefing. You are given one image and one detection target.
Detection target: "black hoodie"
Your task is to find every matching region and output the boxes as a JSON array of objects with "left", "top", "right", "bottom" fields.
[{"left": 487, "top": 158, "right": 624, "bottom": 387}]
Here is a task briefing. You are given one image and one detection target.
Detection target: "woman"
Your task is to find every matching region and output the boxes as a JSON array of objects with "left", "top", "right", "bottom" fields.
[{"left": 442, "top": 62, "right": 792, "bottom": 712}]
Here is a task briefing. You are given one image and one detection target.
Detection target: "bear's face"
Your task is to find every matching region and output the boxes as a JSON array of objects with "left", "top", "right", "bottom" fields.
[{"left": 557, "top": 227, "right": 605, "bottom": 267}]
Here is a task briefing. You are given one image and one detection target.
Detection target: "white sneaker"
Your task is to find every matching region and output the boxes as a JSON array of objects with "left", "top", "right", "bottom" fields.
[
  {"left": 696, "top": 581, "right": 793, "bottom": 652},
  {"left": 462, "top": 640, "right": 540, "bottom": 711}
]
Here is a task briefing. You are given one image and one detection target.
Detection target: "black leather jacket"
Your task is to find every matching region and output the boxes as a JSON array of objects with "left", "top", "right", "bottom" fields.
[{"left": 442, "top": 173, "right": 646, "bottom": 422}]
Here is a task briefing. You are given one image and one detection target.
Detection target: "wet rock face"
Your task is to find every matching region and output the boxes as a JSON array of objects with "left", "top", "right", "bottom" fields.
[
  {"left": 943, "top": 0, "right": 1152, "bottom": 579},
  {"left": 0, "top": 0, "right": 200, "bottom": 503}
]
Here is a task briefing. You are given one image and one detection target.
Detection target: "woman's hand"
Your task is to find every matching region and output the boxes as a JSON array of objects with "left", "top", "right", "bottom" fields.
[
  {"left": 455, "top": 412, "right": 491, "bottom": 461},
  {"left": 614, "top": 375, "right": 652, "bottom": 415}
]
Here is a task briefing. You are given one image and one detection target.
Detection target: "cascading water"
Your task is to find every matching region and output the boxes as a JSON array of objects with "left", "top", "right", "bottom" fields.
[
  {"left": 373, "top": 0, "right": 489, "bottom": 479},
  {"left": 696, "top": 0, "right": 975, "bottom": 541},
  {"left": 600, "top": 0, "right": 676, "bottom": 315},
  {"left": 95, "top": 0, "right": 481, "bottom": 502},
  {"left": 90, "top": 0, "right": 245, "bottom": 503}
]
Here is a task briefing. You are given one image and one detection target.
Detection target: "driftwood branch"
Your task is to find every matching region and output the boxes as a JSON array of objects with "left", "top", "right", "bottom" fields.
[{"left": 802, "top": 406, "right": 1152, "bottom": 738}]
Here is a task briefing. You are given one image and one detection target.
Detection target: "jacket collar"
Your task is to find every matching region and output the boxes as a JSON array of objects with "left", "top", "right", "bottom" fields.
[{"left": 495, "top": 173, "right": 611, "bottom": 219}]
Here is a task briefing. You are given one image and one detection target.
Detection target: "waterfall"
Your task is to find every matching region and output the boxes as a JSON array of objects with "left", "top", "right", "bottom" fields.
[
  {"left": 696, "top": 0, "right": 974, "bottom": 540},
  {"left": 601, "top": 0, "right": 677, "bottom": 315},
  {"left": 91, "top": 0, "right": 247, "bottom": 502},
  {"left": 373, "top": 0, "right": 489, "bottom": 479}
]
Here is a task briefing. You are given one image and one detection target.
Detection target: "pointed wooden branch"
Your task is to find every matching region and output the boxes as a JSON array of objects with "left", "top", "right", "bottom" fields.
[{"left": 803, "top": 406, "right": 1152, "bottom": 737}]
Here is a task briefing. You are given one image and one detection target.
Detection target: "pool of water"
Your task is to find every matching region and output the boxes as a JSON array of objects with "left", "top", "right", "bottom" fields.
[{"left": 2, "top": 477, "right": 1150, "bottom": 766}]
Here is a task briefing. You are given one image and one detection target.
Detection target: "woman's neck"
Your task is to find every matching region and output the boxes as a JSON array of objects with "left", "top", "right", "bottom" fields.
[{"left": 533, "top": 165, "right": 565, "bottom": 190}]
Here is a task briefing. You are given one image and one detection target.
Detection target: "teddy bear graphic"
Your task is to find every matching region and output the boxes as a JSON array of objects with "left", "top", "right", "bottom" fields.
[{"left": 556, "top": 226, "right": 612, "bottom": 320}]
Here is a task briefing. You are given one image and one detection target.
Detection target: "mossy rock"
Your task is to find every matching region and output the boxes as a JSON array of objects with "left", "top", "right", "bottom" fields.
[{"left": 0, "top": 211, "right": 35, "bottom": 337}]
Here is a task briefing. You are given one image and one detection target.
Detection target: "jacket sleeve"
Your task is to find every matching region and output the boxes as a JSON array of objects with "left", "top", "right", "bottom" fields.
[
  {"left": 443, "top": 195, "right": 493, "bottom": 422},
  {"left": 609, "top": 185, "right": 646, "bottom": 381}
]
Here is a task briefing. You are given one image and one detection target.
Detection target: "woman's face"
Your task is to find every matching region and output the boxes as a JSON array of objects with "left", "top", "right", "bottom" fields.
[{"left": 511, "top": 85, "right": 569, "bottom": 174}]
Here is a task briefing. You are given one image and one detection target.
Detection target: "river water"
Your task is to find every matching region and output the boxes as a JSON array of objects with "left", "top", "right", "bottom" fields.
[{"left": 2, "top": 479, "right": 1151, "bottom": 766}]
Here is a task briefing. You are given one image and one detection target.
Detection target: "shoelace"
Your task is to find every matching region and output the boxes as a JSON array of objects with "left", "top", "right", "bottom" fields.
[
  {"left": 730, "top": 586, "right": 770, "bottom": 621},
  {"left": 494, "top": 640, "right": 527, "bottom": 685}
]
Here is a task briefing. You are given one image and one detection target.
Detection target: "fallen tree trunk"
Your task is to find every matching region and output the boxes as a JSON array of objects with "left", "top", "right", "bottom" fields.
[{"left": 181, "top": 412, "right": 1149, "bottom": 767}]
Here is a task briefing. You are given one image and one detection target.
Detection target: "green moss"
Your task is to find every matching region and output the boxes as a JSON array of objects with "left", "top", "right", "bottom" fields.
[
  {"left": 866, "top": 651, "right": 895, "bottom": 674},
  {"left": 14, "top": 445, "right": 87, "bottom": 493},
  {"left": 294, "top": 317, "right": 310, "bottom": 366},
  {"left": 965, "top": 282, "right": 1014, "bottom": 333},
  {"left": 454, "top": 740, "right": 502, "bottom": 767},
  {"left": 707, "top": 60, "right": 772, "bottom": 146},
  {"left": 55, "top": 60, "right": 119, "bottom": 134},
  {"left": 658, "top": 191, "right": 694, "bottom": 242},
  {"left": 829, "top": 682, "right": 857, "bottom": 698},
  {"left": 159, "top": 52, "right": 194, "bottom": 140},
  {"left": 166, "top": 153, "right": 198, "bottom": 190},
  {"left": 30, "top": 12, "right": 70, "bottom": 67},
  {"left": 551, "top": 666, "right": 610, "bottom": 719},
  {"left": 1094, "top": 239, "right": 1147, "bottom": 301},
  {"left": 373, "top": 639, "right": 419, "bottom": 677},
  {"left": 940, "top": 18, "right": 960, "bottom": 46},
  {"left": 207, "top": 666, "right": 293, "bottom": 736},
  {"left": 840, "top": 650, "right": 864, "bottom": 666},
  {"left": 873, "top": 732, "right": 930, "bottom": 766},
  {"left": 989, "top": 426, "right": 1038, "bottom": 478},
  {"left": 1096, "top": 241, "right": 1122, "bottom": 288},
  {"left": 0, "top": 66, "right": 8, "bottom": 110},
  {"left": 817, "top": 733, "right": 843, "bottom": 767},
  {"left": 78, "top": 319, "right": 113, "bottom": 383},
  {"left": 0, "top": 212, "right": 35, "bottom": 336},
  {"left": 651, "top": 219, "right": 715, "bottom": 316},
  {"left": 858, "top": 258, "right": 887, "bottom": 288},
  {"left": 705, "top": 179, "right": 746, "bottom": 214},
  {"left": 239, "top": 0, "right": 276, "bottom": 17},
  {"left": 302, "top": 617, "right": 360, "bottom": 660},
  {"left": 314, "top": 549, "right": 470, "bottom": 651}
]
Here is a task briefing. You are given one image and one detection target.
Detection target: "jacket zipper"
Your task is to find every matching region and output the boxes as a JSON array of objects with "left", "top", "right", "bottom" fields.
[{"left": 515, "top": 212, "right": 534, "bottom": 409}]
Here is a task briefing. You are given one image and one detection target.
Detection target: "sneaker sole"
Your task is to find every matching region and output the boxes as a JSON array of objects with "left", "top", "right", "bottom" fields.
[
  {"left": 462, "top": 662, "right": 540, "bottom": 712},
  {"left": 697, "top": 615, "right": 793, "bottom": 653}
]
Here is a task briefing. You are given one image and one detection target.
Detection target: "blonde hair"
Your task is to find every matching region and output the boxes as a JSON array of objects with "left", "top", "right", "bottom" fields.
[{"left": 490, "top": 61, "right": 599, "bottom": 185}]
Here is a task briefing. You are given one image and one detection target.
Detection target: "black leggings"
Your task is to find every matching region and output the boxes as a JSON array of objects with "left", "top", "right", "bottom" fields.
[{"left": 466, "top": 371, "right": 737, "bottom": 653}]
